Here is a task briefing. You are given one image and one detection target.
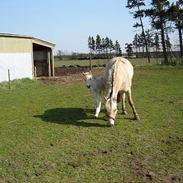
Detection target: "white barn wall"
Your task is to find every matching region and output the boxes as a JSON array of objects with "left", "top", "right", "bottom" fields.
[{"left": 0, "top": 53, "right": 33, "bottom": 82}]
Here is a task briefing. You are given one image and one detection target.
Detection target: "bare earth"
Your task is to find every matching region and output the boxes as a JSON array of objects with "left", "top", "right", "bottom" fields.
[{"left": 40, "top": 67, "right": 90, "bottom": 85}]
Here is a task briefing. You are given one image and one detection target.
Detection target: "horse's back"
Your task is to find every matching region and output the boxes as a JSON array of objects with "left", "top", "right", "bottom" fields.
[
  {"left": 105, "top": 57, "right": 134, "bottom": 92},
  {"left": 112, "top": 57, "right": 133, "bottom": 79}
]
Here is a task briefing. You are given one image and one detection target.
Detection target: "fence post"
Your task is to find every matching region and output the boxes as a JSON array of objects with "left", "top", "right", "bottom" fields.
[
  {"left": 8, "top": 69, "right": 11, "bottom": 89},
  {"left": 89, "top": 53, "right": 92, "bottom": 71}
]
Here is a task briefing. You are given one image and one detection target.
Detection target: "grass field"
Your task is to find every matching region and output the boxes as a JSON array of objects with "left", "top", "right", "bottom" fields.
[{"left": 0, "top": 65, "right": 183, "bottom": 182}]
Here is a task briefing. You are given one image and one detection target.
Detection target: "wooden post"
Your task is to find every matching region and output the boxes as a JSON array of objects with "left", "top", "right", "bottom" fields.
[
  {"left": 47, "top": 50, "right": 51, "bottom": 77},
  {"left": 8, "top": 69, "right": 11, "bottom": 89},
  {"left": 51, "top": 49, "right": 55, "bottom": 77},
  {"left": 34, "top": 66, "right": 37, "bottom": 77},
  {"left": 89, "top": 53, "right": 92, "bottom": 71}
]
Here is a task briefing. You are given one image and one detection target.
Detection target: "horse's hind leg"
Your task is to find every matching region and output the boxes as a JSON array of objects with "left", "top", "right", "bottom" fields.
[
  {"left": 127, "top": 89, "right": 140, "bottom": 120},
  {"left": 117, "top": 92, "right": 127, "bottom": 115},
  {"left": 121, "top": 92, "right": 127, "bottom": 115}
]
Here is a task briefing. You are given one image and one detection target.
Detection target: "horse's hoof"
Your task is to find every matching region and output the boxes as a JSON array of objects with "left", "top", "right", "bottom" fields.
[
  {"left": 122, "top": 111, "right": 127, "bottom": 115},
  {"left": 94, "top": 115, "right": 98, "bottom": 118},
  {"left": 134, "top": 115, "right": 140, "bottom": 121},
  {"left": 107, "top": 120, "right": 114, "bottom": 127}
]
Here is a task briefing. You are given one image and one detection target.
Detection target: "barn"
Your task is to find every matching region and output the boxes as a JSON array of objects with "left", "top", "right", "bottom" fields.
[{"left": 0, "top": 33, "right": 55, "bottom": 83}]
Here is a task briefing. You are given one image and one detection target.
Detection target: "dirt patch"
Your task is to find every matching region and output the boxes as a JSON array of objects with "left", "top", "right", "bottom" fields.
[
  {"left": 40, "top": 67, "right": 90, "bottom": 85},
  {"left": 55, "top": 66, "right": 90, "bottom": 76},
  {"left": 131, "top": 156, "right": 157, "bottom": 182},
  {"left": 40, "top": 74, "right": 83, "bottom": 85},
  {"left": 39, "top": 66, "right": 104, "bottom": 85}
]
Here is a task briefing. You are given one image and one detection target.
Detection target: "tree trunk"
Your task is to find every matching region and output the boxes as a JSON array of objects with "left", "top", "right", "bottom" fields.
[
  {"left": 160, "top": 17, "right": 168, "bottom": 64},
  {"left": 178, "top": 26, "right": 183, "bottom": 63},
  {"left": 138, "top": 6, "right": 151, "bottom": 63}
]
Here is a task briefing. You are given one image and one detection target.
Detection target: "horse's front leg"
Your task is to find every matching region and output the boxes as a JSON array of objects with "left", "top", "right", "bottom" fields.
[{"left": 94, "top": 92, "right": 101, "bottom": 118}]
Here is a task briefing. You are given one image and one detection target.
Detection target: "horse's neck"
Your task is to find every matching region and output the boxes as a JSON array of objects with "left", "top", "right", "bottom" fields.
[{"left": 105, "top": 62, "right": 116, "bottom": 99}]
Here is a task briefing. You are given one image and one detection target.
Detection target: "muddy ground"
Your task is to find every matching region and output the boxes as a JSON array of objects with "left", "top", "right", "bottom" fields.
[{"left": 40, "top": 66, "right": 103, "bottom": 85}]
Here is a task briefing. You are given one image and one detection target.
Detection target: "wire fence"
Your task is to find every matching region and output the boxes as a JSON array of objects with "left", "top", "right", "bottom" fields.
[{"left": 54, "top": 57, "right": 163, "bottom": 68}]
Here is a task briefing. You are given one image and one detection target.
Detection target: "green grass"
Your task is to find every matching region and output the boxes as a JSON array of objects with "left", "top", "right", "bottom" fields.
[{"left": 0, "top": 66, "right": 183, "bottom": 182}]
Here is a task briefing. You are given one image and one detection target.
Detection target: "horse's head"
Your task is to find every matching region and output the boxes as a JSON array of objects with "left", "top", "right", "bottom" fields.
[
  {"left": 105, "top": 97, "right": 118, "bottom": 126},
  {"left": 82, "top": 71, "right": 93, "bottom": 89}
]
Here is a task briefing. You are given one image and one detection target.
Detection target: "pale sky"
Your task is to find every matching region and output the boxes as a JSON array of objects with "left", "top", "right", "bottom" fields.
[{"left": 1, "top": 0, "right": 149, "bottom": 54}]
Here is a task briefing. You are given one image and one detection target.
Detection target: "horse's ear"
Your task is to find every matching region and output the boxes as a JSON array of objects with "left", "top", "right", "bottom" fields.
[
  {"left": 82, "top": 72, "right": 87, "bottom": 77},
  {"left": 82, "top": 72, "right": 87, "bottom": 80}
]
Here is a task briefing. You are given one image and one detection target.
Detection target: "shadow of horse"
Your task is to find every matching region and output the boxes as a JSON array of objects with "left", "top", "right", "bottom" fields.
[{"left": 34, "top": 108, "right": 106, "bottom": 127}]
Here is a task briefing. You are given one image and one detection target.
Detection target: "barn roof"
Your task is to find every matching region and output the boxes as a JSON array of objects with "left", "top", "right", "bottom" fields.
[{"left": 0, "top": 33, "right": 55, "bottom": 48}]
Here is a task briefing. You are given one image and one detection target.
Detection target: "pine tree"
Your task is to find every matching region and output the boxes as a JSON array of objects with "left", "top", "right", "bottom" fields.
[
  {"left": 154, "top": 32, "right": 160, "bottom": 57},
  {"left": 125, "top": 43, "right": 133, "bottom": 57},
  {"left": 88, "top": 36, "right": 92, "bottom": 53},
  {"left": 109, "top": 39, "right": 114, "bottom": 58},
  {"left": 168, "top": 0, "right": 183, "bottom": 61},
  {"left": 105, "top": 37, "right": 110, "bottom": 58},
  {"left": 126, "top": 0, "right": 150, "bottom": 62},
  {"left": 145, "top": 0, "right": 170, "bottom": 64},
  {"left": 96, "top": 34, "right": 102, "bottom": 58},
  {"left": 165, "top": 34, "right": 172, "bottom": 52},
  {"left": 115, "top": 41, "right": 122, "bottom": 56},
  {"left": 91, "top": 37, "right": 95, "bottom": 53},
  {"left": 133, "top": 34, "right": 139, "bottom": 57},
  {"left": 145, "top": 29, "right": 154, "bottom": 52}
]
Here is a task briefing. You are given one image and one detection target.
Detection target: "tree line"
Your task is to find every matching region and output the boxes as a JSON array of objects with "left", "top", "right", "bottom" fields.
[
  {"left": 126, "top": 0, "right": 183, "bottom": 64},
  {"left": 88, "top": 34, "right": 122, "bottom": 59}
]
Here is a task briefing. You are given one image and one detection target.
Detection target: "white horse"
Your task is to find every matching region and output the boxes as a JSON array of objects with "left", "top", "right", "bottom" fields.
[
  {"left": 83, "top": 71, "right": 105, "bottom": 118},
  {"left": 105, "top": 57, "right": 140, "bottom": 126},
  {"left": 83, "top": 70, "right": 129, "bottom": 119}
]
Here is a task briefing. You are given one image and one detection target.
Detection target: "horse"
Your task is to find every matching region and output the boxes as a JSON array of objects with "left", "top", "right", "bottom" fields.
[
  {"left": 105, "top": 57, "right": 140, "bottom": 126},
  {"left": 83, "top": 70, "right": 129, "bottom": 119},
  {"left": 83, "top": 71, "right": 105, "bottom": 118}
]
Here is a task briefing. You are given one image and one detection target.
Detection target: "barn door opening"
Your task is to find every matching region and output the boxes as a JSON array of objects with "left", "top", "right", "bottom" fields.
[{"left": 33, "top": 43, "right": 53, "bottom": 77}]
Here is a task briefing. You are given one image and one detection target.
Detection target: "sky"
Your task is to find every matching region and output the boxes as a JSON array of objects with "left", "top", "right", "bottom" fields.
[{"left": 1, "top": 0, "right": 143, "bottom": 54}]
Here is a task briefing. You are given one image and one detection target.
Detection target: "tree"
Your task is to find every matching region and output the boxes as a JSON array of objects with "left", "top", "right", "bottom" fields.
[
  {"left": 88, "top": 36, "right": 92, "bottom": 53},
  {"left": 96, "top": 34, "right": 102, "bottom": 57},
  {"left": 56, "top": 50, "right": 63, "bottom": 60},
  {"left": 109, "top": 39, "right": 114, "bottom": 58},
  {"left": 145, "top": 0, "right": 170, "bottom": 64},
  {"left": 88, "top": 36, "right": 95, "bottom": 53},
  {"left": 133, "top": 34, "right": 138, "bottom": 57},
  {"left": 145, "top": 29, "right": 154, "bottom": 52},
  {"left": 88, "top": 36, "right": 95, "bottom": 69},
  {"left": 168, "top": 0, "right": 183, "bottom": 62},
  {"left": 104, "top": 37, "right": 110, "bottom": 59},
  {"left": 138, "top": 33, "right": 146, "bottom": 56},
  {"left": 165, "top": 34, "right": 172, "bottom": 52},
  {"left": 154, "top": 32, "right": 160, "bottom": 57},
  {"left": 91, "top": 37, "right": 95, "bottom": 53},
  {"left": 125, "top": 43, "right": 133, "bottom": 57},
  {"left": 114, "top": 40, "right": 122, "bottom": 56},
  {"left": 126, "top": 0, "right": 150, "bottom": 62}
]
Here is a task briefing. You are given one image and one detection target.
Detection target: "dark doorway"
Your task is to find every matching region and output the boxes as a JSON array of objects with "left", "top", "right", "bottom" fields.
[{"left": 33, "top": 43, "right": 52, "bottom": 77}]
